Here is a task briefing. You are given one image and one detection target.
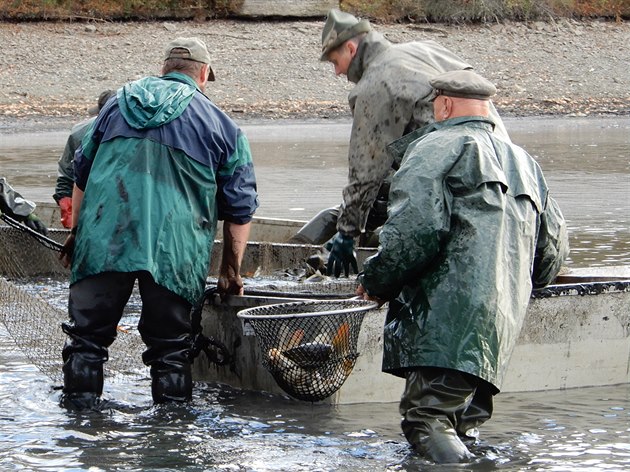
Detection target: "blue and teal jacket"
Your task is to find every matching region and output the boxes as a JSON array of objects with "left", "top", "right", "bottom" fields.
[{"left": 72, "top": 72, "right": 258, "bottom": 304}]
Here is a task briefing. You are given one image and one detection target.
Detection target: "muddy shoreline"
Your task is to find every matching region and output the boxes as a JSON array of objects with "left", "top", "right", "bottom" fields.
[{"left": 1, "top": 18, "right": 629, "bottom": 133}]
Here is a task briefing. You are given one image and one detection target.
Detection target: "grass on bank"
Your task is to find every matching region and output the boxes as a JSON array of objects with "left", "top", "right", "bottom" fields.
[{"left": 0, "top": 0, "right": 627, "bottom": 21}]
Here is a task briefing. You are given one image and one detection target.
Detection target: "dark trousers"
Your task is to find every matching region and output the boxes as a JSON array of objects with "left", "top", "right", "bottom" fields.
[
  {"left": 399, "top": 367, "right": 496, "bottom": 463},
  {"left": 62, "top": 271, "right": 193, "bottom": 404}
]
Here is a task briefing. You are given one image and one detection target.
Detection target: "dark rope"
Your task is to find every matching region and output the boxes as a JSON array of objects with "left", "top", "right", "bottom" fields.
[{"left": 190, "top": 286, "right": 232, "bottom": 366}]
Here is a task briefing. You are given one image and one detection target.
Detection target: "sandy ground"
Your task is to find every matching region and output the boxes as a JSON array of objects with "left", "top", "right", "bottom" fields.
[{"left": 0, "top": 18, "right": 629, "bottom": 132}]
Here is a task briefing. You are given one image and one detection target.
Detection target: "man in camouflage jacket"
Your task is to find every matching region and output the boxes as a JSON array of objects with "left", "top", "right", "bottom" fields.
[{"left": 292, "top": 9, "right": 508, "bottom": 278}]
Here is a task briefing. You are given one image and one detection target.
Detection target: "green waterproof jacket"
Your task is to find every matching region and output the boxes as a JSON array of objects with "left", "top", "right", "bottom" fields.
[
  {"left": 359, "top": 116, "right": 568, "bottom": 390},
  {"left": 71, "top": 72, "right": 258, "bottom": 304}
]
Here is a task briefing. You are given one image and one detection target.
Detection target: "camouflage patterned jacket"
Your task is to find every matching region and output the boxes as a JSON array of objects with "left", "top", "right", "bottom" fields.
[{"left": 337, "top": 31, "right": 472, "bottom": 237}]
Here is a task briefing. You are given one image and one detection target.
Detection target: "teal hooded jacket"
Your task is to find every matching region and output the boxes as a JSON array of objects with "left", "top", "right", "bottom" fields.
[
  {"left": 360, "top": 116, "right": 568, "bottom": 390},
  {"left": 72, "top": 72, "right": 258, "bottom": 304}
]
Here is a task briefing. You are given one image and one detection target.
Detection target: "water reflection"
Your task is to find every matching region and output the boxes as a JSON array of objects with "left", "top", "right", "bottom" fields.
[{"left": 0, "top": 117, "right": 629, "bottom": 267}]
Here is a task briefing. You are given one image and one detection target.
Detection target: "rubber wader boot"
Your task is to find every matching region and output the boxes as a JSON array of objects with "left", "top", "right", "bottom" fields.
[
  {"left": 60, "top": 353, "right": 104, "bottom": 410},
  {"left": 407, "top": 421, "right": 475, "bottom": 464},
  {"left": 151, "top": 363, "right": 192, "bottom": 404}
]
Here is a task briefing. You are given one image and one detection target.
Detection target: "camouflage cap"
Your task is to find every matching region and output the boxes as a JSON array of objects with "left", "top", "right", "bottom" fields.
[
  {"left": 429, "top": 70, "right": 496, "bottom": 100},
  {"left": 164, "top": 37, "right": 215, "bottom": 81},
  {"left": 320, "top": 9, "right": 371, "bottom": 61}
]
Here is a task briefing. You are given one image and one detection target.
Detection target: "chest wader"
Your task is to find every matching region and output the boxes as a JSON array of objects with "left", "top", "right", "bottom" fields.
[
  {"left": 60, "top": 271, "right": 194, "bottom": 409},
  {"left": 399, "top": 367, "right": 496, "bottom": 464}
]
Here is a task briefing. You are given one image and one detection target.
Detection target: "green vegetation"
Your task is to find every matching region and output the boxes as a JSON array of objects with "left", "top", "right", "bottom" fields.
[{"left": 0, "top": 0, "right": 627, "bottom": 21}]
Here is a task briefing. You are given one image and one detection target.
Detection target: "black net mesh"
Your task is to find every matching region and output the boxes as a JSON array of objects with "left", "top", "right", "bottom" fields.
[
  {"left": 0, "top": 276, "right": 147, "bottom": 383},
  {"left": 237, "top": 299, "right": 377, "bottom": 402},
  {"left": 0, "top": 224, "right": 68, "bottom": 278}
]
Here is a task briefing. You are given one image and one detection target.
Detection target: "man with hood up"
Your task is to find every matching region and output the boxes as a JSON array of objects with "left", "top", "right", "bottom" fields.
[
  {"left": 59, "top": 37, "right": 259, "bottom": 409},
  {"left": 290, "top": 9, "right": 509, "bottom": 278}
]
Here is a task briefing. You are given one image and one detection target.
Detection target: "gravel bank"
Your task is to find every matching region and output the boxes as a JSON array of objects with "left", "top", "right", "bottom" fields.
[{"left": 0, "top": 18, "right": 629, "bottom": 132}]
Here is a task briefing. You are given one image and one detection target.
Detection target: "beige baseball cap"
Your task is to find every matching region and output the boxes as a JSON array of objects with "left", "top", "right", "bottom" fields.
[{"left": 164, "top": 37, "right": 215, "bottom": 81}]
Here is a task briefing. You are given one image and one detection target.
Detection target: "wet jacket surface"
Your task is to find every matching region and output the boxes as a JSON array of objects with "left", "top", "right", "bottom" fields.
[
  {"left": 338, "top": 32, "right": 472, "bottom": 237},
  {"left": 0, "top": 177, "right": 36, "bottom": 217},
  {"left": 359, "top": 116, "right": 569, "bottom": 390},
  {"left": 72, "top": 72, "right": 258, "bottom": 304},
  {"left": 53, "top": 117, "right": 96, "bottom": 202}
]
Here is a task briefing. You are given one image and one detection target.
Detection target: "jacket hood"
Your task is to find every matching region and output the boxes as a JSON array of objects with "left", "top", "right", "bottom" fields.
[
  {"left": 118, "top": 72, "right": 198, "bottom": 130},
  {"left": 347, "top": 31, "right": 390, "bottom": 84}
]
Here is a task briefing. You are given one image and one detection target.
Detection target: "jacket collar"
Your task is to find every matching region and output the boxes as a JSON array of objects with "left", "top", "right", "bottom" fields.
[
  {"left": 347, "top": 31, "right": 391, "bottom": 84},
  {"left": 387, "top": 116, "right": 496, "bottom": 165}
]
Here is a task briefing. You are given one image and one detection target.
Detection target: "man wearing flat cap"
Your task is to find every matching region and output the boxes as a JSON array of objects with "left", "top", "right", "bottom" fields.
[
  {"left": 59, "top": 37, "right": 258, "bottom": 409},
  {"left": 290, "top": 9, "right": 510, "bottom": 278},
  {"left": 357, "top": 70, "right": 569, "bottom": 463}
]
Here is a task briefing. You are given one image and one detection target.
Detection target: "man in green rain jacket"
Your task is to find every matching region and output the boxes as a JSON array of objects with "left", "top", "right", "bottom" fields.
[
  {"left": 59, "top": 37, "right": 258, "bottom": 409},
  {"left": 358, "top": 70, "right": 568, "bottom": 463}
]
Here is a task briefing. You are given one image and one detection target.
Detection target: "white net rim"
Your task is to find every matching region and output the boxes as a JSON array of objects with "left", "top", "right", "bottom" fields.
[{"left": 236, "top": 299, "right": 378, "bottom": 321}]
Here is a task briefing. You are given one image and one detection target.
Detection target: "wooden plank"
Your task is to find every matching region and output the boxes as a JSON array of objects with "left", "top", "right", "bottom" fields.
[{"left": 239, "top": 0, "right": 339, "bottom": 17}]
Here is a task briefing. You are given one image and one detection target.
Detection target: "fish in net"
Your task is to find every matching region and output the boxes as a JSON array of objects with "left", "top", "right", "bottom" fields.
[{"left": 237, "top": 299, "right": 378, "bottom": 402}]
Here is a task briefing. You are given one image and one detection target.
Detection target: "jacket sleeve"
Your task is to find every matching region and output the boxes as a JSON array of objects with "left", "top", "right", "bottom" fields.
[
  {"left": 532, "top": 195, "right": 569, "bottom": 288},
  {"left": 53, "top": 130, "right": 81, "bottom": 202},
  {"left": 216, "top": 132, "right": 259, "bottom": 224},
  {"left": 360, "top": 136, "right": 454, "bottom": 299}
]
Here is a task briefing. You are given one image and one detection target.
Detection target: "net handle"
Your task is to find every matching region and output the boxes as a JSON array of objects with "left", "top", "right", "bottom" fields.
[
  {"left": 237, "top": 298, "right": 378, "bottom": 320},
  {"left": 0, "top": 212, "right": 63, "bottom": 252}
]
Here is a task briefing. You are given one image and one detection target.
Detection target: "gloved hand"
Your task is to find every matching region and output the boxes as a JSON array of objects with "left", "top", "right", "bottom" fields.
[
  {"left": 58, "top": 197, "right": 73, "bottom": 229},
  {"left": 325, "top": 232, "right": 358, "bottom": 278},
  {"left": 59, "top": 228, "right": 76, "bottom": 269},
  {"left": 24, "top": 213, "right": 48, "bottom": 236}
]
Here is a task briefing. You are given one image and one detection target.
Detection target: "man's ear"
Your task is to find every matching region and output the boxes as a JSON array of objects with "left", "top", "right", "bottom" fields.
[
  {"left": 199, "top": 64, "right": 209, "bottom": 87},
  {"left": 441, "top": 97, "right": 453, "bottom": 120},
  {"left": 346, "top": 40, "right": 358, "bottom": 58}
]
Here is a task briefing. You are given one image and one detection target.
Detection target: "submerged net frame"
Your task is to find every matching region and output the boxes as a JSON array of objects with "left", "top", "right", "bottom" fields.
[{"left": 237, "top": 299, "right": 377, "bottom": 402}]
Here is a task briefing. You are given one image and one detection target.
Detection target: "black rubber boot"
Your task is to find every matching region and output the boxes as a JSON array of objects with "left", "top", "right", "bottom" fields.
[
  {"left": 142, "top": 329, "right": 193, "bottom": 404},
  {"left": 399, "top": 367, "right": 495, "bottom": 464},
  {"left": 60, "top": 333, "right": 107, "bottom": 410},
  {"left": 404, "top": 417, "right": 475, "bottom": 464},
  {"left": 150, "top": 363, "right": 193, "bottom": 404}
]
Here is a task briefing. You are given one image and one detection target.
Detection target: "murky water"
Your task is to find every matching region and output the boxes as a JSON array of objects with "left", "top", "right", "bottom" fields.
[
  {"left": 1, "top": 116, "right": 629, "bottom": 266},
  {"left": 2, "top": 327, "right": 630, "bottom": 471},
  {"left": 1, "top": 117, "right": 629, "bottom": 471}
]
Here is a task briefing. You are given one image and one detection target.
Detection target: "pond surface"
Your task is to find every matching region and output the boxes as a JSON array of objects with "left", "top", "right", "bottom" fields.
[{"left": 0, "top": 116, "right": 628, "bottom": 267}]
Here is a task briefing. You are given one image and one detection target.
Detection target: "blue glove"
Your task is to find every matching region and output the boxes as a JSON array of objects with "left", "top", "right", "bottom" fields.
[{"left": 325, "top": 232, "right": 358, "bottom": 278}]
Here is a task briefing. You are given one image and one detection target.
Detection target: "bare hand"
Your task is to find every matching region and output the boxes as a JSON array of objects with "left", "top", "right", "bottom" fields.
[
  {"left": 217, "top": 272, "right": 244, "bottom": 297},
  {"left": 59, "top": 233, "right": 75, "bottom": 268},
  {"left": 356, "top": 283, "right": 387, "bottom": 307}
]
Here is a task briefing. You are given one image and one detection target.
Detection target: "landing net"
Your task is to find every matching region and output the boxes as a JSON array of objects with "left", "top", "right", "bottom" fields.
[{"left": 238, "top": 299, "right": 377, "bottom": 402}]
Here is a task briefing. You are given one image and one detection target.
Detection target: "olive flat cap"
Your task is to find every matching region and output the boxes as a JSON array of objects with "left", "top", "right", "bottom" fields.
[
  {"left": 164, "top": 37, "right": 215, "bottom": 81},
  {"left": 429, "top": 70, "right": 496, "bottom": 100},
  {"left": 320, "top": 9, "right": 371, "bottom": 61}
]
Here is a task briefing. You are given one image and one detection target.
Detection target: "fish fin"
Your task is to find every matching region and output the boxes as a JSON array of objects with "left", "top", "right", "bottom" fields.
[
  {"left": 282, "top": 328, "right": 305, "bottom": 350},
  {"left": 331, "top": 322, "right": 350, "bottom": 355}
]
